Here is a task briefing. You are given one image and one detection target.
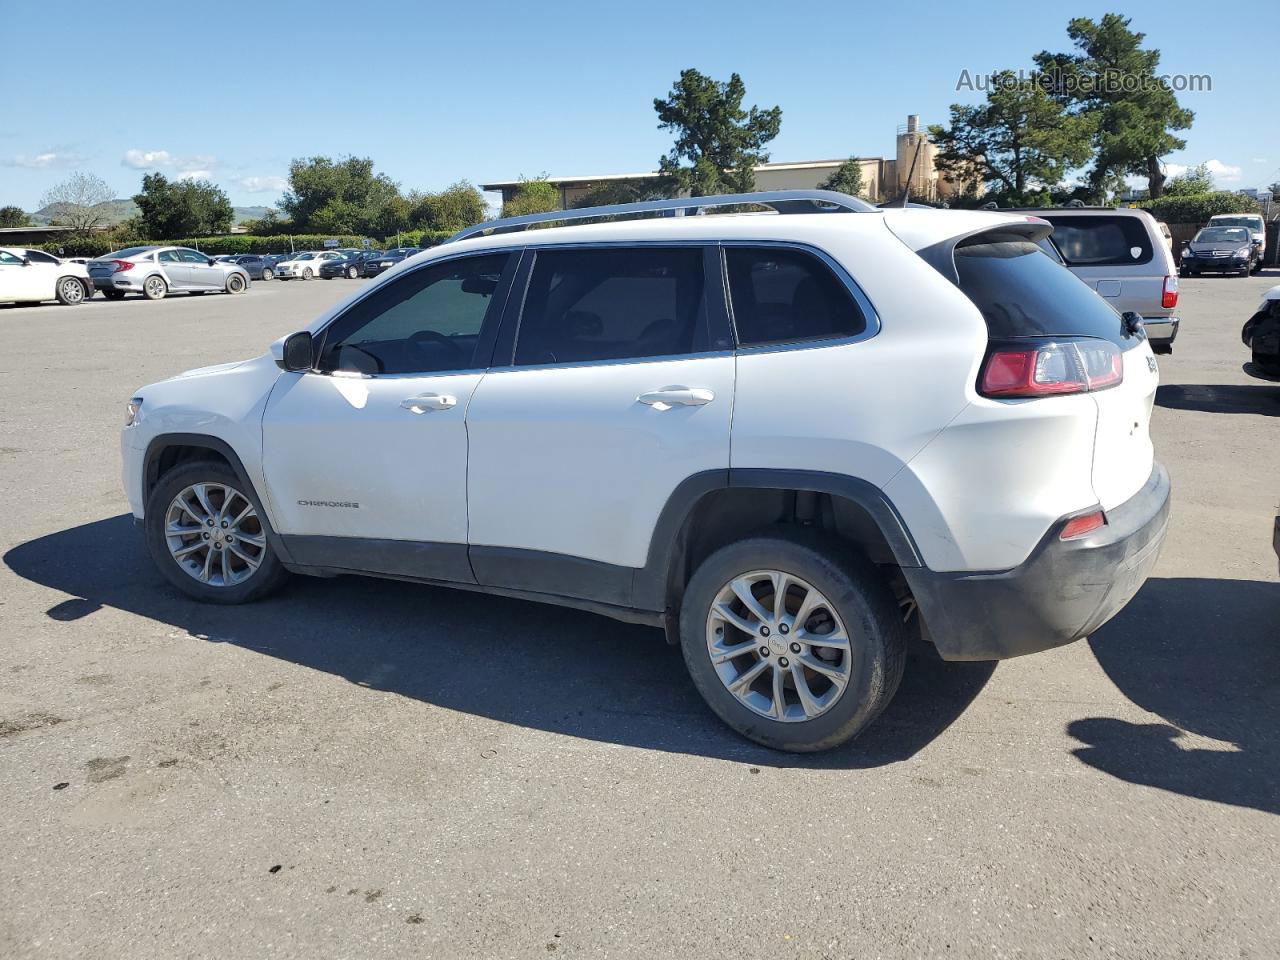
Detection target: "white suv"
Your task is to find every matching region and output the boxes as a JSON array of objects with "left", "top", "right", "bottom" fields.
[{"left": 121, "top": 191, "right": 1170, "bottom": 752}]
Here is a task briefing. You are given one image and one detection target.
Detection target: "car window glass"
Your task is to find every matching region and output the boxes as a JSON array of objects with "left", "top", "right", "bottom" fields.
[
  {"left": 1042, "top": 216, "right": 1153, "bottom": 266},
  {"left": 515, "top": 247, "right": 706, "bottom": 366},
  {"left": 0, "top": 250, "right": 23, "bottom": 266},
  {"left": 318, "top": 253, "right": 511, "bottom": 376},
  {"left": 24, "top": 250, "right": 60, "bottom": 264},
  {"left": 725, "top": 247, "right": 866, "bottom": 346},
  {"left": 179, "top": 249, "right": 209, "bottom": 263},
  {"left": 158, "top": 250, "right": 182, "bottom": 263}
]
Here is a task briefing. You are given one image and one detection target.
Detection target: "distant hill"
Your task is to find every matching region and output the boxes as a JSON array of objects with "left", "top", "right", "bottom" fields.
[{"left": 30, "top": 199, "right": 277, "bottom": 228}]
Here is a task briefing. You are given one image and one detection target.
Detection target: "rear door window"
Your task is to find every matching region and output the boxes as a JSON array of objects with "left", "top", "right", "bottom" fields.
[
  {"left": 514, "top": 247, "right": 708, "bottom": 365},
  {"left": 953, "top": 239, "right": 1131, "bottom": 346},
  {"left": 1042, "top": 215, "right": 1153, "bottom": 266}
]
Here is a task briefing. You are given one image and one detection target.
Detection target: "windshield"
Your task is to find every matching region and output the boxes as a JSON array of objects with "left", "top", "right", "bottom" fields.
[
  {"left": 102, "top": 246, "right": 153, "bottom": 259},
  {"left": 1195, "top": 227, "right": 1249, "bottom": 244},
  {"left": 1210, "top": 217, "right": 1260, "bottom": 230}
]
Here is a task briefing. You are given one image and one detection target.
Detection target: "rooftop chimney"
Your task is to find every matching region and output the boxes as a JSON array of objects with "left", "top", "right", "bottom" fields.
[{"left": 906, "top": 114, "right": 919, "bottom": 134}]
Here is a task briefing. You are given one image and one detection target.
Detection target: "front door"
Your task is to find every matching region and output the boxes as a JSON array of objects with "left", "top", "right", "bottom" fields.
[
  {"left": 261, "top": 251, "right": 515, "bottom": 583},
  {"left": 0, "top": 249, "right": 49, "bottom": 300},
  {"left": 465, "top": 245, "right": 734, "bottom": 600},
  {"left": 178, "top": 248, "right": 221, "bottom": 288}
]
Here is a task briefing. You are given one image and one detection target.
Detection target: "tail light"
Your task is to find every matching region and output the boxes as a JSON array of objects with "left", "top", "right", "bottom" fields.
[
  {"left": 979, "top": 338, "right": 1123, "bottom": 398},
  {"left": 1161, "top": 275, "right": 1178, "bottom": 309},
  {"left": 112, "top": 260, "right": 134, "bottom": 273}
]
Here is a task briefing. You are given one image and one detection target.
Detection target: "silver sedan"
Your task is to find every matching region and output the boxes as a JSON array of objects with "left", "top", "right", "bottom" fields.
[{"left": 88, "top": 246, "right": 252, "bottom": 301}]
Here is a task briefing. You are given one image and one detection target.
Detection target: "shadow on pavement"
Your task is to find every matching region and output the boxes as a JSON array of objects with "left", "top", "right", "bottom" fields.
[
  {"left": 1154, "top": 383, "right": 1280, "bottom": 417},
  {"left": 4, "top": 515, "right": 995, "bottom": 769},
  {"left": 1071, "top": 577, "right": 1279, "bottom": 815}
]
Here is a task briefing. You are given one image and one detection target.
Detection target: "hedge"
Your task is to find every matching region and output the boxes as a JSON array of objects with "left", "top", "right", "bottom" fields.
[
  {"left": 36, "top": 229, "right": 457, "bottom": 258},
  {"left": 1139, "top": 192, "right": 1261, "bottom": 226}
]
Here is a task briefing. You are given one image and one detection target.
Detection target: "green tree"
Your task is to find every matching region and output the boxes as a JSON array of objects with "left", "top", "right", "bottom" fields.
[
  {"left": 280, "top": 156, "right": 404, "bottom": 235},
  {"left": 570, "top": 179, "right": 675, "bottom": 209},
  {"left": 1035, "top": 14, "right": 1193, "bottom": 199},
  {"left": 1267, "top": 181, "right": 1280, "bottom": 198},
  {"left": 930, "top": 71, "right": 1095, "bottom": 206},
  {"left": 132, "top": 173, "right": 233, "bottom": 238},
  {"left": 819, "top": 158, "right": 865, "bottom": 198},
  {"left": 654, "top": 69, "right": 782, "bottom": 196},
  {"left": 38, "top": 172, "right": 114, "bottom": 236},
  {"left": 1162, "top": 163, "right": 1214, "bottom": 197},
  {"left": 0, "top": 205, "right": 30, "bottom": 227},
  {"left": 409, "top": 181, "right": 487, "bottom": 231},
  {"left": 501, "top": 176, "right": 560, "bottom": 218}
]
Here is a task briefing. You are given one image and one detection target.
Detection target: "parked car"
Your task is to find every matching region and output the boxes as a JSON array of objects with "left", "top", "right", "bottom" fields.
[
  {"left": 1181, "top": 226, "right": 1257, "bottom": 278},
  {"left": 1241, "top": 282, "right": 1280, "bottom": 382},
  {"left": 88, "top": 246, "right": 251, "bottom": 300},
  {"left": 319, "top": 251, "right": 377, "bottom": 279},
  {"left": 363, "top": 247, "right": 421, "bottom": 276},
  {"left": 274, "top": 251, "right": 345, "bottom": 280},
  {"left": 0, "top": 246, "right": 91, "bottom": 305},
  {"left": 1014, "top": 206, "right": 1181, "bottom": 354},
  {"left": 1207, "top": 213, "right": 1266, "bottom": 272},
  {"left": 358, "top": 251, "right": 387, "bottom": 277},
  {"left": 119, "top": 190, "right": 1170, "bottom": 753},
  {"left": 219, "top": 255, "right": 275, "bottom": 281}
]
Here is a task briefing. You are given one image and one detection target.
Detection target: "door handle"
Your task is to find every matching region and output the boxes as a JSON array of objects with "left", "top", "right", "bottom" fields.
[
  {"left": 637, "top": 386, "right": 715, "bottom": 410},
  {"left": 400, "top": 393, "right": 457, "bottom": 413}
]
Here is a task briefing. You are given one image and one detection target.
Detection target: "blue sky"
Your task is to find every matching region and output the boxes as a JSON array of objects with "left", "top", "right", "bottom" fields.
[{"left": 1, "top": 0, "right": 1273, "bottom": 210}]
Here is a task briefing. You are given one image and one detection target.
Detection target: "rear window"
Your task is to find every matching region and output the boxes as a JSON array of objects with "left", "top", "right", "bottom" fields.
[
  {"left": 102, "top": 246, "right": 152, "bottom": 259},
  {"left": 1042, "top": 215, "right": 1153, "bottom": 266},
  {"left": 954, "top": 239, "right": 1126, "bottom": 343}
]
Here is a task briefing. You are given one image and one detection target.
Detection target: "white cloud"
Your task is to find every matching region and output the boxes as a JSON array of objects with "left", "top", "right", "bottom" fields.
[
  {"left": 6, "top": 150, "right": 88, "bottom": 169},
  {"left": 122, "top": 149, "right": 217, "bottom": 178},
  {"left": 1252, "top": 158, "right": 1267, "bottom": 164},
  {"left": 237, "top": 175, "right": 288, "bottom": 193},
  {"left": 1161, "top": 163, "right": 1188, "bottom": 179},
  {"left": 1204, "top": 159, "right": 1241, "bottom": 183}
]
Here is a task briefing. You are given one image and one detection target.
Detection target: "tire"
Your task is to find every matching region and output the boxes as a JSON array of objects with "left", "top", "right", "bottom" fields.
[
  {"left": 143, "top": 275, "right": 168, "bottom": 301},
  {"left": 346, "top": 265, "right": 359, "bottom": 279},
  {"left": 55, "top": 277, "right": 87, "bottom": 305},
  {"left": 679, "top": 530, "right": 906, "bottom": 752},
  {"left": 302, "top": 267, "right": 313, "bottom": 280},
  {"left": 226, "top": 273, "right": 247, "bottom": 294},
  {"left": 261, "top": 268, "right": 273, "bottom": 281},
  {"left": 144, "top": 460, "right": 288, "bottom": 605},
  {"left": 103, "top": 289, "right": 125, "bottom": 300}
]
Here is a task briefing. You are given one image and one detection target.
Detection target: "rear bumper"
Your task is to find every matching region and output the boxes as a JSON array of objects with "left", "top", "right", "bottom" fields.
[
  {"left": 904, "top": 463, "right": 1171, "bottom": 661},
  {"left": 1144, "top": 316, "right": 1178, "bottom": 345}
]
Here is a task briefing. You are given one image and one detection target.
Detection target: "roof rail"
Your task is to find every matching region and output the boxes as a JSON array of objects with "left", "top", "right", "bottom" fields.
[{"left": 446, "top": 189, "right": 876, "bottom": 244}]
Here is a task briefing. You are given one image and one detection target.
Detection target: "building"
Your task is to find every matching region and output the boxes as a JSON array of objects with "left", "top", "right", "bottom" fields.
[{"left": 481, "top": 114, "right": 973, "bottom": 208}]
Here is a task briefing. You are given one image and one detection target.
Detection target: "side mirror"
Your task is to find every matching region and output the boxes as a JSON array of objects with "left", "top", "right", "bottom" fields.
[
  {"left": 20, "top": 257, "right": 30, "bottom": 266},
  {"left": 272, "top": 331, "right": 315, "bottom": 372}
]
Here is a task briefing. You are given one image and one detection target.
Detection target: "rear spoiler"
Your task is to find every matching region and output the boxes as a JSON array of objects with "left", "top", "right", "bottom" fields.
[{"left": 913, "top": 218, "right": 1054, "bottom": 287}]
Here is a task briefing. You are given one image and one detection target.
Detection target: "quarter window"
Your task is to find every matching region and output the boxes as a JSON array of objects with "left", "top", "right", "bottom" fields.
[
  {"left": 317, "top": 253, "right": 511, "bottom": 375},
  {"left": 725, "top": 247, "right": 866, "bottom": 346},
  {"left": 515, "top": 247, "right": 708, "bottom": 366}
]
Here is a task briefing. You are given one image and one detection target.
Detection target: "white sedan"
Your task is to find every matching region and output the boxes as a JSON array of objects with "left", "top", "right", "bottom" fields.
[
  {"left": 274, "top": 251, "right": 344, "bottom": 280},
  {"left": 0, "top": 247, "right": 91, "bottom": 305}
]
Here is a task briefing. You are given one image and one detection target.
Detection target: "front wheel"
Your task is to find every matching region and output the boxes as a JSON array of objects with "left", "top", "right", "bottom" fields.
[
  {"left": 226, "top": 273, "right": 247, "bottom": 294},
  {"left": 56, "top": 277, "right": 86, "bottom": 305},
  {"left": 346, "top": 265, "right": 359, "bottom": 279},
  {"left": 261, "top": 268, "right": 273, "bottom": 280},
  {"left": 679, "top": 532, "right": 905, "bottom": 752},
  {"left": 143, "top": 275, "right": 168, "bottom": 300},
  {"left": 144, "top": 460, "right": 288, "bottom": 604},
  {"left": 302, "top": 267, "right": 313, "bottom": 280}
]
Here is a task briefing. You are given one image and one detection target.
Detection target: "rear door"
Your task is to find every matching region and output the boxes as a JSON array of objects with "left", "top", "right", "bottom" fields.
[
  {"left": 157, "top": 249, "right": 186, "bottom": 287},
  {"left": 465, "top": 244, "right": 734, "bottom": 599}
]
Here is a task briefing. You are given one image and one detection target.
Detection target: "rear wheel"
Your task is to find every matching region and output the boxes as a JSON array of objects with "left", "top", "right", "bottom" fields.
[
  {"left": 56, "top": 277, "right": 86, "bottom": 305},
  {"left": 144, "top": 460, "right": 288, "bottom": 604},
  {"left": 679, "top": 532, "right": 905, "bottom": 752},
  {"left": 143, "top": 275, "right": 168, "bottom": 300}
]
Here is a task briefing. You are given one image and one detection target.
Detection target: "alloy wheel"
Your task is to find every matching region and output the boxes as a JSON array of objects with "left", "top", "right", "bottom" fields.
[
  {"left": 164, "top": 482, "right": 267, "bottom": 587},
  {"left": 705, "top": 569, "right": 854, "bottom": 722},
  {"left": 60, "top": 278, "right": 84, "bottom": 303}
]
